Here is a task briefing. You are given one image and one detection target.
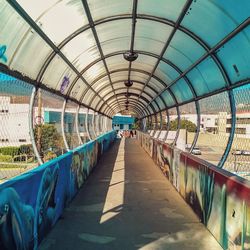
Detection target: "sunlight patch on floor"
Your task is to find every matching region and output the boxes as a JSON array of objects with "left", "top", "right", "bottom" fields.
[{"left": 100, "top": 138, "right": 125, "bottom": 224}]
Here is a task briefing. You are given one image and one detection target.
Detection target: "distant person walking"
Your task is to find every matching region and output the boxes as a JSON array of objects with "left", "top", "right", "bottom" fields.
[{"left": 130, "top": 130, "right": 134, "bottom": 138}]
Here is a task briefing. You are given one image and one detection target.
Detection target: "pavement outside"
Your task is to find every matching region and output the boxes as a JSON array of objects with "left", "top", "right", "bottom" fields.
[{"left": 39, "top": 138, "right": 222, "bottom": 250}]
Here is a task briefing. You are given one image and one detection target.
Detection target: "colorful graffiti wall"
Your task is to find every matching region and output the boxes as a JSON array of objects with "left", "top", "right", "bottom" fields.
[
  {"left": 0, "top": 131, "right": 116, "bottom": 250},
  {"left": 137, "top": 131, "right": 250, "bottom": 250}
]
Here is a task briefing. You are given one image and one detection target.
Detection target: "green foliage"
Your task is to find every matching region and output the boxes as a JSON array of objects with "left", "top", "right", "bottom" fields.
[
  {"left": 169, "top": 118, "right": 196, "bottom": 132},
  {"left": 0, "top": 146, "right": 20, "bottom": 156},
  {"left": 0, "top": 155, "right": 13, "bottom": 162},
  {"left": 34, "top": 124, "right": 64, "bottom": 156},
  {"left": 19, "top": 144, "right": 32, "bottom": 154}
]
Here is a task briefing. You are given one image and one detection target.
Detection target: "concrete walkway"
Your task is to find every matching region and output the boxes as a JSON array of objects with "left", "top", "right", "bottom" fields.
[{"left": 40, "top": 138, "right": 222, "bottom": 250}]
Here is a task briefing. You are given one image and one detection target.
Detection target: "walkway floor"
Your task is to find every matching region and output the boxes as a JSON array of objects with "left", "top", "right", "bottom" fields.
[{"left": 40, "top": 138, "right": 222, "bottom": 250}]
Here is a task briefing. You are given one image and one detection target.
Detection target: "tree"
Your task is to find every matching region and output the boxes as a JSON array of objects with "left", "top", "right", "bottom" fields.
[
  {"left": 34, "top": 124, "right": 65, "bottom": 157},
  {"left": 169, "top": 118, "right": 196, "bottom": 132}
]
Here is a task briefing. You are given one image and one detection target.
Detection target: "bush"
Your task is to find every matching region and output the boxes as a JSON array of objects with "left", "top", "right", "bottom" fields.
[
  {"left": 0, "top": 155, "right": 13, "bottom": 162},
  {"left": 0, "top": 147, "right": 19, "bottom": 156},
  {"left": 19, "top": 144, "right": 32, "bottom": 154}
]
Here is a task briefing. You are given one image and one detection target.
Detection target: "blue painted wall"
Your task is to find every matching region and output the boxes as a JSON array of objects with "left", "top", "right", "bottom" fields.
[{"left": 0, "top": 131, "right": 116, "bottom": 250}]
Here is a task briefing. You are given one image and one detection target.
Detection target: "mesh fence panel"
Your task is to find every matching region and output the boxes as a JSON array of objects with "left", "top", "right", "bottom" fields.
[
  {"left": 224, "top": 84, "right": 250, "bottom": 179},
  {"left": 166, "top": 107, "right": 178, "bottom": 144},
  {"left": 196, "top": 92, "right": 231, "bottom": 165},
  {"left": 0, "top": 72, "right": 35, "bottom": 181},
  {"left": 178, "top": 102, "right": 197, "bottom": 151},
  {"left": 33, "top": 89, "right": 66, "bottom": 162},
  {"left": 78, "top": 106, "right": 89, "bottom": 144},
  {"left": 64, "top": 100, "right": 79, "bottom": 149}
]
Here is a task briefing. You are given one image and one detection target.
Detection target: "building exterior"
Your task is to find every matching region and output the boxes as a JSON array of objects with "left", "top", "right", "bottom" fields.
[{"left": 112, "top": 115, "right": 135, "bottom": 131}]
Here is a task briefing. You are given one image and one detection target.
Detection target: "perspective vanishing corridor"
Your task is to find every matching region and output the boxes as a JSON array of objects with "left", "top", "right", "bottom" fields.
[
  {"left": 40, "top": 138, "right": 222, "bottom": 250},
  {"left": 0, "top": 1, "right": 250, "bottom": 249}
]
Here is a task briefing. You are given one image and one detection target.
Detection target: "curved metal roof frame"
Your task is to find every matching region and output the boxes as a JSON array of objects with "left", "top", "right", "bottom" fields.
[
  {"left": 107, "top": 99, "right": 148, "bottom": 117},
  {"left": 31, "top": 11, "right": 230, "bottom": 115},
  {"left": 100, "top": 93, "right": 155, "bottom": 115},
  {"left": 78, "top": 68, "right": 178, "bottom": 107},
  {"left": 107, "top": 102, "right": 145, "bottom": 118},
  {"left": 4, "top": 0, "right": 250, "bottom": 118},
  {"left": 107, "top": 97, "right": 151, "bottom": 116},
  {"left": 90, "top": 86, "right": 153, "bottom": 108}
]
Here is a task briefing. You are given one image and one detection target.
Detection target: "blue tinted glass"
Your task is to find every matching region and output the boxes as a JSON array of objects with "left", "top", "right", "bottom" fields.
[
  {"left": 155, "top": 96, "right": 165, "bottom": 109},
  {"left": 152, "top": 101, "right": 160, "bottom": 112},
  {"left": 170, "top": 79, "right": 193, "bottom": 102},
  {"left": 164, "top": 46, "right": 192, "bottom": 71},
  {"left": 164, "top": 30, "right": 206, "bottom": 70},
  {"left": 182, "top": 0, "right": 250, "bottom": 46},
  {"left": 160, "top": 90, "right": 176, "bottom": 107},
  {"left": 187, "top": 56, "right": 226, "bottom": 96},
  {"left": 156, "top": 61, "right": 180, "bottom": 83},
  {"left": 216, "top": 26, "right": 250, "bottom": 84}
]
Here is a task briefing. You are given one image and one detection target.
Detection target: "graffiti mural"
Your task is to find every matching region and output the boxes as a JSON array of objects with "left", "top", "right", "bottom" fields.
[
  {"left": 0, "top": 131, "right": 116, "bottom": 250},
  {"left": 137, "top": 131, "right": 250, "bottom": 250},
  {"left": 0, "top": 45, "right": 7, "bottom": 63}
]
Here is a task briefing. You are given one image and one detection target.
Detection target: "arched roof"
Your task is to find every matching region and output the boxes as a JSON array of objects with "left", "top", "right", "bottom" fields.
[{"left": 1, "top": 0, "right": 250, "bottom": 117}]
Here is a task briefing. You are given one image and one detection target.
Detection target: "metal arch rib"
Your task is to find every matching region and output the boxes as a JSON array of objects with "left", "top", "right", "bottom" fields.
[
  {"left": 101, "top": 94, "right": 154, "bottom": 115},
  {"left": 107, "top": 98, "right": 151, "bottom": 115},
  {"left": 101, "top": 96, "right": 152, "bottom": 116},
  {"left": 106, "top": 102, "right": 146, "bottom": 118},
  {"left": 6, "top": 0, "right": 116, "bottom": 116},
  {"left": 81, "top": 0, "right": 121, "bottom": 111},
  {"left": 90, "top": 86, "right": 154, "bottom": 108},
  {"left": 107, "top": 103, "right": 145, "bottom": 118},
  {"left": 35, "top": 13, "right": 231, "bottom": 108},
  {"left": 99, "top": 92, "right": 158, "bottom": 115},
  {"left": 78, "top": 68, "right": 178, "bottom": 107},
  {"left": 88, "top": 80, "right": 168, "bottom": 109},
  {"left": 146, "top": 18, "right": 250, "bottom": 109},
  {"left": 136, "top": 0, "right": 194, "bottom": 104}
]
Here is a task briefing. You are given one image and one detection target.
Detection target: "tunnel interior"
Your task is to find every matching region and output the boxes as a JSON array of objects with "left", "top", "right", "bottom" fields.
[{"left": 0, "top": 0, "right": 250, "bottom": 249}]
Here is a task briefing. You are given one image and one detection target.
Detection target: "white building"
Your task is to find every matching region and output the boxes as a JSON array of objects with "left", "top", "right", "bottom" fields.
[{"left": 0, "top": 96, "right": 31, "bottom": 146}]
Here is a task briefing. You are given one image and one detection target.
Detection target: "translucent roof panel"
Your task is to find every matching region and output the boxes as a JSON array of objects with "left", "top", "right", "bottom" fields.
[
  {"left": 106, "top": 55, "right": 129, "bottom": 71},
  {"left": 82, "top": 89, "right": 96, "bottom": 105},
  {"left": 0, "top": 1, "right": 30, "bottom": 66},
  {"left": 88, "top": 0, "right": 132, "bottom": 21},
  {"left": 160, "top": 90, "right": 176, "bottom": 107},
  {"left": 10, "top": 30, "right": 53, "bottom": 79},
  {"left": 148, "top": 78, "right": 165, "bottom": 92},
  {"left": 17, "top": 0, "right": 88, "bottom": 45},
  {"left": 134, "top": 19, "right": 173, "bottom": 55},
  {"left": 42, "top": 55, "right": 77, "bottom": 91},
  {"left": 91, "top": 95, "right": 101, "bottom": 109},
  {"left": 170, "top": 79, "right": 193, "bottom": 103},
  {"left": 92, "top": 76, "right": 109, "bottom": 91},
  {"left": 61, "top": 30, "right": 100, "bottom": 71},
  {"left": 96, "top": 19, "right": 131, "bottom": 51},
  {"left": 137, "top": 0, "right": 186, "bottom": 22},
  {"left": 181, "top": 0, "right": 250, "bottom": 47},
  {"left": 216, "top": 26, "right": 250, "bottom": 84},
  {"left": 155, "top": 61, "right": 180, "bottom": 85},
  {"left": 70, "top": 79, "right": 89, "bottom": 101},
  {"left": 155, "top": 96, "right": 166, "bottom": 110},
  {"left": 110, "top": 71, "right": 129, "bottom": 83},
  {"left": 131, "top": 55, "right": 158, "bottom": 73},
  {"left": 130, "top": 71, "right": 149, "bottom": 83},
  {"left": 151, "top": 101, "right": 160, "bottom": 112},
  {"left": 186, "top": 56, "right": 226, "bottom": 96},
  {"left": 82, "top": 60, "right": 106, "bottom": 83}
]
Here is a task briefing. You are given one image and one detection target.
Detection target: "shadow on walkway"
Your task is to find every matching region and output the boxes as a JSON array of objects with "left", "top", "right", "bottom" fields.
[{"left": 39, "top": 138, "right": 222, "bottom": 250}]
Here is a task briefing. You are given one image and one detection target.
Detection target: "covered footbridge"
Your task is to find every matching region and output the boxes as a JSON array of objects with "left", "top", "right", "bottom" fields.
[{"left": 0, "top": 0, "right": 250, "bottom": 249}]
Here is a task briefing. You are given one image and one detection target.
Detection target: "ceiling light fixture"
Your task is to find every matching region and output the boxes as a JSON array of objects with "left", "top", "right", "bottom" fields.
[
  {"left": 124, "top": 80, "right": 133, "bottom": 87},
  {"left": 123, "top": 51, "right": 138, "bottom": 62}
]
